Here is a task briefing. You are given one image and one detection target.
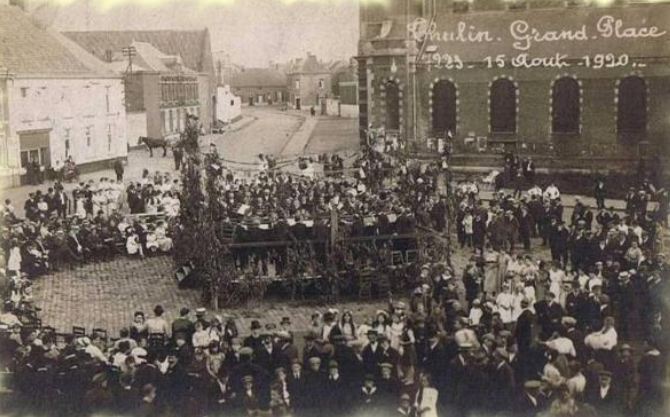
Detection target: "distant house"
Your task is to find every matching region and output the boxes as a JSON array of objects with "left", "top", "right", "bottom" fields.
[
  {"left": 0, "top": 5, "right": 127, "bottom": 187},
  {"left": 286, "top": 53, "right": 332, "bottom": 110},
  {"left": 216, "top": 85, "right": 241, "bottom": 125},
  {"left": 230, "top": 68, "right": 287, "bottom": 106},
  {"left": 63, "top": 29, "right": 217, "bottom": 135}
]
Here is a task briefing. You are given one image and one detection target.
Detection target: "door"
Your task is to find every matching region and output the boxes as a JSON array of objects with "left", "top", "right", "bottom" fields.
[
  {"left": 19, "top": 130, "right": 50, "bottom": 184},
  {"left": 295, "top": 98, "right": 301, "bottom": 110}
]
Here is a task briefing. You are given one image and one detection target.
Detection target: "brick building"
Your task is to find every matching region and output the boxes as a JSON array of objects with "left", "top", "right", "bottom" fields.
[
  {"left": 287, "top": 53, "right": 332, "bottom": 110},
  {"left": 229, "top": 68, "right": 287, "bottom": 106},
  {"left": 358, "top": 0, "right": 670, "bottom": 173},
  {"left": 63, "top": 30, "right": 217, "bottom": 138}
]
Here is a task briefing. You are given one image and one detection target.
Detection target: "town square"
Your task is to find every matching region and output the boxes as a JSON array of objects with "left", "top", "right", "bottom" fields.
[{"left": 0, "top": 1, "right": 669, "bottom": 417}]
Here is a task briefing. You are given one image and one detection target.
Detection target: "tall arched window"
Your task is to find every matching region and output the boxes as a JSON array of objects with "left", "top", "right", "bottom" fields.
[
  {"left": 385, "top": 80, "right": 400, "bottom": 130},
  {"left": 432, "top": 80, "right": 457, "bottom": 135},
  {"left": 552, "top": 77, "right": 580, "bottom": 134},
  {"left": 490, "top": 79, "right": 517, "bottom": 133},
  {"left": 617, "top": 76, "right": 646, "bottom": 133}
]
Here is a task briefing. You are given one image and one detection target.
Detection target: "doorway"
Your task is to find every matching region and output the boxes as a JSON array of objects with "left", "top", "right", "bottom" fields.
[{"left": 295, "top": 98, "right": 301, "bottom": 110}]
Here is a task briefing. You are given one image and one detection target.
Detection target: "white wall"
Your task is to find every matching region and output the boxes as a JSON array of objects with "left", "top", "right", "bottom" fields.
[
  {"left": 6, "top": 76, "right": 127, "bottom": 170},
  {"left": 216, "top": 85, "right": 242, "bottom": 124},
  {"left": 126, "top": 111, "right": 148, "bottom": 145},
  {"left": 324, "top": 98, "right": 339, "bottom": 116},
  {"left": 339, "top": 104, "right": 359, "bottom": 118}
]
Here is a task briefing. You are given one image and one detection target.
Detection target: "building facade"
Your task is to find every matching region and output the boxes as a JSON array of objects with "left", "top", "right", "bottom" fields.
[
  {"left": 358, "top": 0, "right": 670, "bottom": 172},
  {"left": 63, "top": 30, "right": 217, "bottom": 133},
  {"left": 230, "top": 68, "right": 287, "bottom": 106},
  {"left": 0, "top": 5, "right": 127, "bottom": 187},
  {"left": 216, "top": 85, "right": 242, "bottom": 124},
  {"left": 287, "top": 54, "right": 333, "bottom": 110}
]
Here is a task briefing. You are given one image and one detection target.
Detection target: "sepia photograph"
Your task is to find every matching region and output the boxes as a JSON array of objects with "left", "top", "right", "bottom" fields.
[{"left": 0, "top": 0, "right": 669, "bottom": 416}]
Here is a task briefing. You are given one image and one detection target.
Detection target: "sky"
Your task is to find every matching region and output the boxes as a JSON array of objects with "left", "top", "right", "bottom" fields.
[{"left": 45, "top": 0, "right": 361, "bottom": 67}]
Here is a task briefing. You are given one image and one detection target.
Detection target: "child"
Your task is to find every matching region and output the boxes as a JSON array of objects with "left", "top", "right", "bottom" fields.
[{"left": 462, "top": 208, "right": 474, "bottom": 248}]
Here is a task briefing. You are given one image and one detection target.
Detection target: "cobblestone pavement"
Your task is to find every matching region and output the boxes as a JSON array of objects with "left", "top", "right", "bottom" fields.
[
  {"left": 31, "top": 255, "right": 389, "bottom": 338},
  {"left": 30, "top": 235, "right": 559, "bottom": 339}
]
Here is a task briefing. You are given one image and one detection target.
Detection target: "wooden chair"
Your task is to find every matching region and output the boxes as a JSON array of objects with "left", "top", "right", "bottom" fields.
[
  {"left": 357, "top": 268, "right": 374, "bottom": 300},
  {"left": 391, "top": 251, "right": 404, "bottom": 265},
  {"left": 405, "top": 249, "right": 419, "bottom": 264},
  {"left": 72, "top": 326, "right": 86, "bottom": 337},
  {"left": 91, "top": 328, "right": 108, "bottom": 341}
]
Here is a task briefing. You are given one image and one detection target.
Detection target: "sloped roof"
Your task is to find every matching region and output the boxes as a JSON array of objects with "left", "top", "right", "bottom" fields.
[
  {"left": 128, "top": 41, "right": 196, "bottom": 73},
  {"left": 63, "top": 29, "right": 214, "bottom": 75},
  {"left": 230, "top": 68, "right": 287, "bottom": 88},
  {"left": 288, "top": 54, "right": 330, "bottom": 74},
  {"left": 0, "top": 5, "right": 97, "bottom": 76}
]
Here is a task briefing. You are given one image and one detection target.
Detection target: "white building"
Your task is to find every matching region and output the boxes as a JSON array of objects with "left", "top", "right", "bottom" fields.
[
  {"left": 216, "top": 85, "right": 242, "bottom": 125},
  {"left": 0, "top": 4, "right": 127, "bottom": 187}
]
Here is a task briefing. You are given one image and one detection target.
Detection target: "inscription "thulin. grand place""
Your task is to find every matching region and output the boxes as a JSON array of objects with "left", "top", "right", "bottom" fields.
[{"left": 407, "top": 15, "right": 667, "bottom": 52}]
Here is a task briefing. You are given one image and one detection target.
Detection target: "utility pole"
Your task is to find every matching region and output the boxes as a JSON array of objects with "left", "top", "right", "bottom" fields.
[{"left": 121, "top": 46, "right": 137, "bottom": 75}]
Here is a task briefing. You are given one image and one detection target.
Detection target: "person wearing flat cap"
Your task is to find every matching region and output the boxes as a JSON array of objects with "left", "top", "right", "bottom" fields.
[
  {"left": 612, "top": 343, "right": 636, "bottom": 413},
  {"left": 585, "top": 369, "right": 618, "bottom": 415},
  {"left": 377, "top": 362, "right": 400, "bottom": 410},
  {"left": 323, "top": 359, "right": 348, "bottom": 414},
  {"left": 229, "top": 346, "right": 271, "bottom": 412},
  {"left": 514, "top": 380, "right": 545, "bottom": 417}
]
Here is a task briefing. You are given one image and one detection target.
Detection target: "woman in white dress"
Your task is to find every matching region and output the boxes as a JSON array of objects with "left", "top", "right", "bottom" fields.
[
  {"left": 483, "top": 246, "right": 500, "bottom": 296},
  {"left": 7, "top": 240, "right": 22, "bottom": 276},
  {"left": 548, "top": 263, "right": 566, "bottom": 300},
  {"left": 126, "top": 232, "right": 143, "bottom": 258},
  {"left": 495, "top": 282, "right": 515, "bottom": 326},
  {"left": 74, "top": 192, "right": 87, "bottom": 219},
  {"left": 145, "top": 226, "right": 159, "bottom": 253},
  {"left": 92, "top": 190, "right": 106, "bottom": 217},
  {"left": 389, "top": 313, "right": 404, "bottom": 351},
  {"left": 414, "top": 373, "right": 439, "bottom": 417},
  {"left": 155, "top": 222, "right": 173, "bottom": 252}
]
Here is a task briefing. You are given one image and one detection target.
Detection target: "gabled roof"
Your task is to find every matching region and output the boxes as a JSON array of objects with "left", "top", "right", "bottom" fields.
[
  {"left": 287, "top": 54, "right": 330, "bottom": 75},
  {"left": 129, "top": 41, "right": 196, "bottom": 73},
  {"left": 63, "top": 29, "right": 215, "bottom": 76},
  {"left": 0, "top": 5, "right": 104, "bottom": 76},
  {"left": 230, "top": 68, "right": 287, "bottom": 89}
]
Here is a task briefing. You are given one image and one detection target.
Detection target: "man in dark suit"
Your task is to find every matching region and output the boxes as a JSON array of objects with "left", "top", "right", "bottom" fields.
[
  {"left": 514, "top": 380, "right": 545, "bottom": 417},
  {"left": 361, "top": 330, "right": 383, "bottom": 376},
  {"left": 515, "top": 299, "right": 535, "bottom": 355},
  {"left": 171, "top": 307, "right": 194, "bottom": 341},
  {"left": 586, "top": 370, "right": 619, "bottom": 416},
  {"left": 489, "top": 349, "right": 516, "bottom": 413},
  {"left": 253, "top": 335, "right": 281, "bottom": 373},
  {"left": 333, "top": 335, "right": 362, "bottom": 386},
  {"left": 243, "top": 320, "right": 264, "bottom": 353},
  {"left": 534, "top": 292, "right": 564, "bottom": 340},
  {"left": 287, "top": 359, "right": 307, "bottom": 411}
]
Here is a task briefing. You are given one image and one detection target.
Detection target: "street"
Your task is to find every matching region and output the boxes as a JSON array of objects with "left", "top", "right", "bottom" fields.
[{"left": 1, "top": 106, "right": 360, "bottom": 217}]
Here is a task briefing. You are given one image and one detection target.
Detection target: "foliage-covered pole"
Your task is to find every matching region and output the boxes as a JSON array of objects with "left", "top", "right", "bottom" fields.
[{"left": 173, "top": 116, "right": 205, "bottom": 269}]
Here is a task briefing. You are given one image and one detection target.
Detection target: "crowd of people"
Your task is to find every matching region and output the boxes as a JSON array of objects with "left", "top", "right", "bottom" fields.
[
  {"left": 1, "top": 170, "right": 180, "bottom": 281},
  {"left": 1, "top": 143, "right": 669, "bottom": 416}
]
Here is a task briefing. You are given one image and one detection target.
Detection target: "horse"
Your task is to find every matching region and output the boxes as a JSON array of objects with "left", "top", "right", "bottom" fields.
[{"left": 138, "top": 136, "right": 168, "bottom": 157}]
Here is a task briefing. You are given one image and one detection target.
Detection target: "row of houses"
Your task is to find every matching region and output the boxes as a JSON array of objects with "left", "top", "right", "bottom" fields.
[
  {"left": 0, "top": 3, "right": 240, "bottom": 187},
  {"left": 228, "top": 53, "right": 359, "bottom": 113}
]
